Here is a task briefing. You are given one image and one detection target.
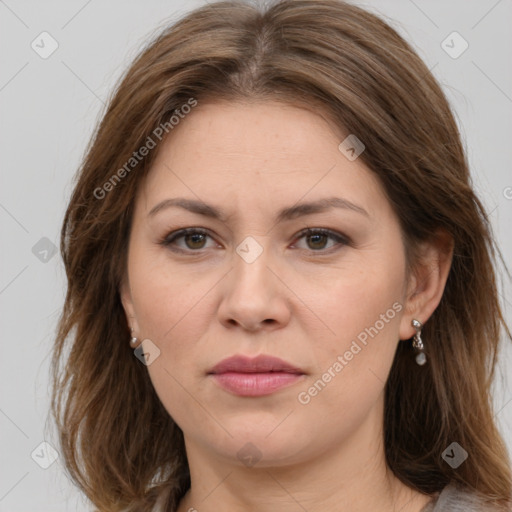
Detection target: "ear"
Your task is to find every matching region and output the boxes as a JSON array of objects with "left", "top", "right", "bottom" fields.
[
  {"left": 119, "top": 274, "right": 140, "bottom": 334},
  {"left": 399, "top": 228, "right": 454, "bottom": 340}
]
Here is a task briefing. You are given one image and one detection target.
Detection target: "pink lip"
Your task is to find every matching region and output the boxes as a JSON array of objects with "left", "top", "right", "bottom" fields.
[{"left": 208, "top": 355, "right": 305, "bottom": 397}]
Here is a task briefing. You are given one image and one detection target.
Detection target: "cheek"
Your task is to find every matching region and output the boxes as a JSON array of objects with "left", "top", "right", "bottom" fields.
[
  {"left": 128, "top": 259, "right": 212, "bottom": 429},
  {"left": 128, "top": 242, "right": 212, "bottom": 344},
  {"left": 126, "top": 255, "right": 205, "bottom": 413},
  {"left": 289, "top": 273, "right": 405, "bottom": 447},
  {"left": 313, "top": 249, "right": 406, "bottom": 390}
]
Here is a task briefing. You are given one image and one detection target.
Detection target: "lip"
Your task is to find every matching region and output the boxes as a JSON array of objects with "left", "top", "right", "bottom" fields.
[
  {"left": 208, "top": 354, "right": 305, "bottom": 397},
  {"left": 209, "top": 354, "right": 304, "bottom": 374}
]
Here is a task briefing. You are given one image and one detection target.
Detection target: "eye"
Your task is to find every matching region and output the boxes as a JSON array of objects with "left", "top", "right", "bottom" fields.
[
  {"left": 293, "top": 227, "right": 350, "bottom": 252},
  {"left": 159, "top": 227, "right": 350, "bottom": 254},
  {"left": 160, "top": 228, "right": 216, "bottom": 252}
]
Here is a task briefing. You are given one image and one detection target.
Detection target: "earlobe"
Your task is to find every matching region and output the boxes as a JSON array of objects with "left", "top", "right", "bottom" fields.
[{"left": 399, "top": 229, "right": 454, "bottom": 340}]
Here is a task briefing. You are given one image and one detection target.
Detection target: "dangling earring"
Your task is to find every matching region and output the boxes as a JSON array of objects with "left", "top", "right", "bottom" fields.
[
  {"left": 411, "top": 318, "right": 426, "bottom": 366},
  {"left": 129, "top": 327, "right": 139, "bottom": 348}
]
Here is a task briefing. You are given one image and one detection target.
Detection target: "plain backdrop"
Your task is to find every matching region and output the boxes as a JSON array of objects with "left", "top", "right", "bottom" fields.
[{"left": 1, "top": 0, "right": 511, "bottom": 510}]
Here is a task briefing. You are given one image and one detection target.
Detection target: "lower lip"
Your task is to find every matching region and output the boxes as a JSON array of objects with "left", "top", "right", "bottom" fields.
[{"left": 211, "top": 372, "right": 304, "bottom": 396}]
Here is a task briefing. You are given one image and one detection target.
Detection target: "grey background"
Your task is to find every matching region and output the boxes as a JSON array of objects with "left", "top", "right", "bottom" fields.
[{"left": 1, "top": 0, "right": 511, "bottom": 510}]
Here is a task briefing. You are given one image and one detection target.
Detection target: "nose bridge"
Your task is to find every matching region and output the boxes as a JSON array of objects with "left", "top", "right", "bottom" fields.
[
  {"left": 218, "top": 234, "right": 290, "bottom": 330},
  {"left": 231, "top": 235, "right": 273, "bottom": 294}
]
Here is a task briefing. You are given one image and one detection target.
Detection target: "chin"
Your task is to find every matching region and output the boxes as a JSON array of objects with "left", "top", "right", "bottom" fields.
[{"left": 198, "top": 417, "right": 315, "bottom": 467}]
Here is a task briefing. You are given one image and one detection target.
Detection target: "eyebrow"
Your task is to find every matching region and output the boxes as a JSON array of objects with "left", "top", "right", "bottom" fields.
[{"left": 148, "top": 196, "right": 369, "bottom": 222}]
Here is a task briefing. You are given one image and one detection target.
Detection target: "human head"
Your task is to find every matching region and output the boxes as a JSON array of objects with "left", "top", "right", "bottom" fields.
[{"left": 51, "top": 1, "right": 512, "bottom": 510}]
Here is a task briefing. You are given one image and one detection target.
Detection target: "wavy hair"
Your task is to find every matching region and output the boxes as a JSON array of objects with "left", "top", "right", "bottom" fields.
[{"left": 50, "top": 0, "right": 512, "bottom": 510}]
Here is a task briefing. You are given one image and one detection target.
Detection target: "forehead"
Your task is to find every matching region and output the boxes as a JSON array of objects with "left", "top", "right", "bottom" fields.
[
  {"left": 138, "top": 101, "right": 388, "bottom": 222},
  {"left": 158, "top": 100, "right": 345, "bottom": 161}
]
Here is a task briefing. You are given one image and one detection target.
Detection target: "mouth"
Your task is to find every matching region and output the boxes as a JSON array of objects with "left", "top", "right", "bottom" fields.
[{"left": 207, "top": 354, "right": 306, "bottom": 397}]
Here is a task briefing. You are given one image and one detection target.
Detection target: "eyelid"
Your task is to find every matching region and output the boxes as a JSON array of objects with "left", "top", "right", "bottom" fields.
[
  {"left": 160, "top": 227, "right": 215, "bottom": 253},
  {"left": 159, "top": 226, "right": 350, "bottom": 254},
  {"left": 293, "top": 227, "right": 350, "bottom": 246}
]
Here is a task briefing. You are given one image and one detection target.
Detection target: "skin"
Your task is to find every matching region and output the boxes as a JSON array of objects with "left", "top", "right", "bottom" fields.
[{"left": 120, "top": 101, "right": 453, "bottom": 512}]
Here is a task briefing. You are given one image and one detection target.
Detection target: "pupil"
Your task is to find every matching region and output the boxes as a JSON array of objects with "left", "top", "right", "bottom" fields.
[
  {"left": 187, "top": 233, "right": 205, "bottom": 248},
  {"left": 309, "top": 234, "right": 326, "bottom": 249}
]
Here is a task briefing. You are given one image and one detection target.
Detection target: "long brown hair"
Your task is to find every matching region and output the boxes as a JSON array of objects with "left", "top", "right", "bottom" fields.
[{"left": 50, "top": 0, "right": 512, "bottom": 510}]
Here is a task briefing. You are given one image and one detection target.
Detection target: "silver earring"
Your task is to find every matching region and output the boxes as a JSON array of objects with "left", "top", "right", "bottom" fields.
[
  {"left": 129, "top": 327, "right": 139, "bottom": 348},
  {"left": 411, "top": 319, "right": 426, "bottom": 366}
]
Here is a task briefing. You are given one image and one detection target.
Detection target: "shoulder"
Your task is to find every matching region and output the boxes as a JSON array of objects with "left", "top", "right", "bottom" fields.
[{"left": 428, "top": 484, "right": 511, "bottom": 512}]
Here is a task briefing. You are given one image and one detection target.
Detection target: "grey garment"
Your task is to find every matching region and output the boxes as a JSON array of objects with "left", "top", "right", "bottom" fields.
[{"left": 420, "top": 484, "right": 508, "bottom": 512}]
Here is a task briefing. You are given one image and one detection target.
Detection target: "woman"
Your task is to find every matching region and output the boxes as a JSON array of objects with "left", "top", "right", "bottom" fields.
[{"left": 50, "top": 0, "right": 512, "bottom": 511}]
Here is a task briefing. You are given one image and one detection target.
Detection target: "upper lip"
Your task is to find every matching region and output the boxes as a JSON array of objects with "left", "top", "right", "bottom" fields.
[{"left": 209, "top": 355, "right": 304, "bottom": 374}]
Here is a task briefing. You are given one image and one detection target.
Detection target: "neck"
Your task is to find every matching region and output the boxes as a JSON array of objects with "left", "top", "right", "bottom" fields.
[{"left": 176, "top": 398, "right": 432, "bottom": 512}]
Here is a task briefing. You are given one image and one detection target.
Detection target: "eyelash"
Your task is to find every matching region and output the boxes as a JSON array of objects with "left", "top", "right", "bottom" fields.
[{"left": 158, "top": 227, "right": 350, "bottom": 255}]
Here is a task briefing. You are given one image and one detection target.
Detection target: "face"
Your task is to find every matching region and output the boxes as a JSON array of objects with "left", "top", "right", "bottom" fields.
[{"left": 121, "top": 100, "right": 415, "bottom": 468}]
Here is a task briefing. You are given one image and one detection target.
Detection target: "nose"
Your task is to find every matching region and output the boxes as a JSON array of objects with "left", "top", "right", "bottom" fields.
[{"left": 217, "top": 239, "right": 291, "bottom": 332}]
